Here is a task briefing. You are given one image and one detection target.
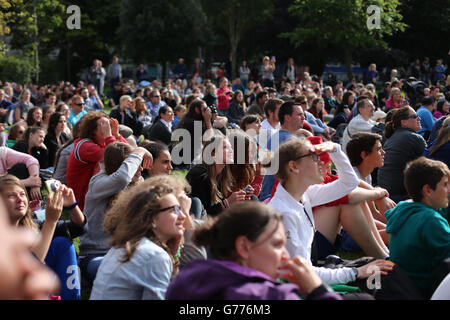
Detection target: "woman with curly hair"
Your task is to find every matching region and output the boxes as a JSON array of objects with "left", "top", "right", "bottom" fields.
[{"left": 90, "top": 175, "right": 191, "bottom": 300}]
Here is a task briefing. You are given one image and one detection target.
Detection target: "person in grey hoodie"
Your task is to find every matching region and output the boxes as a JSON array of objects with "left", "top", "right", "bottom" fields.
[{"left": 78, "top": 142, "right": 152, "bottom": 284}]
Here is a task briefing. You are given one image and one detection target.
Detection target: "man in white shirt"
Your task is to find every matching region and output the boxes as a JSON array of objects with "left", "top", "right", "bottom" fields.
[
  {"left": 259, "top": 98, "right": 283, "bottom": 142},
  {"left": 342, "top": 97, "right": 376, "bottom": 152}
]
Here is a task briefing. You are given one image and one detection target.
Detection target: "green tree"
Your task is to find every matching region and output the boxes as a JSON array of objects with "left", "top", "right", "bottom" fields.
[
  {"left": 4, "top": 0, "right": 65, "bottom": 83},
  {"left": 118, "top": 0, "right": 209, "bottom": 81},
  {"left": 283, "top": 0, "right": 406, "bottom": 81},
  {"left": 201, "top": 0, "right": 275, "bottom": 80}
]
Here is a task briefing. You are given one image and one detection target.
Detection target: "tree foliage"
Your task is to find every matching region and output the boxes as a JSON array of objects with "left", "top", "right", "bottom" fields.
[
  {"left": 283, "top": 0, "right": 407, "bottom": 80},
  {"left": 201, "top": 0, "right": 275, "bottom": 78},
  {"left": 118, "top": 0, "right": 209, "bottom": 65}
]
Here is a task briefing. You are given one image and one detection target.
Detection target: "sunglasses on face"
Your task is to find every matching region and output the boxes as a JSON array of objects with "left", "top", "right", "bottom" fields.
[
  {"left": 407, "top": 114, "right": 419, "bottom": 119},
  {"left": 295, "top": 152, "right": 320, "bottom": 162},
  {"left": 75, "top": 103, "right": 85, "bottom": 106}
]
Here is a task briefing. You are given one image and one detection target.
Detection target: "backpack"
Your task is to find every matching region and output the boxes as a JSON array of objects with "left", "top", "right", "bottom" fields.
[{"left": 332, "top": 123, "right": 347, "bottom": 144}]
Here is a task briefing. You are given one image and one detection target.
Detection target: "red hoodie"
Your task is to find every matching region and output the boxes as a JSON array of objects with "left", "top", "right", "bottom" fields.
[{"left": 66, "top": 135, "right": 127, "bottom": 210}]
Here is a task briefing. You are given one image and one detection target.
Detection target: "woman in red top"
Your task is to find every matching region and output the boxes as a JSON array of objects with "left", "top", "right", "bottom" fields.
[
  {"left": 66, "top": 112, "right": 127, "bottom": 210},
  {"left": 216, "top": 77, "right": 232, "bottom": 116}
]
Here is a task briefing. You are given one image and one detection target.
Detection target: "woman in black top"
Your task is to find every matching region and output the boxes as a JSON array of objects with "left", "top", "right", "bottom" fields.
[
  {"left": 226, "top": 90, "right": 246, "bottom": 125},
  {"left": 13, "top": 127, "right": 50, "bottom": 169},
  {"left": 44, "top": 112, "right": 70, "bottom": 167},
  {"left": 377, "top": 106, "right": 426, "bottom": 202}
]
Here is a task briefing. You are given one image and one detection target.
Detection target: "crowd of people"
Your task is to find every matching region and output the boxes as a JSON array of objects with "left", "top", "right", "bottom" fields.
[{"left": 0, "top": 54, "right": 449, "bottom": 301}]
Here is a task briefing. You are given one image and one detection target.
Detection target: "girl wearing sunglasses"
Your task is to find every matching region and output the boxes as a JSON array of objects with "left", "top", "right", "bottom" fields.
[
  {"left": 268, "top": 139, "right": 393, "bottom": 286},
  {"left": 378, "top": 106, "right": 426, "bottom": 203}
]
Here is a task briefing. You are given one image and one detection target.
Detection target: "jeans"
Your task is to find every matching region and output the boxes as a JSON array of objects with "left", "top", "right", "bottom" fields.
[
  {"left": 44, "top": 236, "right": 80, "bottom": 300},
  {"left": 189, "top": 196, "right": 204, "bottom": 219},
  {"left": 79, "top": 255, "right": 104, "bottom": 284}
]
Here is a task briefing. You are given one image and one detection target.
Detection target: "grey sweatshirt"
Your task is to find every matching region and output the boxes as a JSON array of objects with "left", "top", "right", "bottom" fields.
[{"left": 79, "top": 152, "right": 143, "bottom": 256}]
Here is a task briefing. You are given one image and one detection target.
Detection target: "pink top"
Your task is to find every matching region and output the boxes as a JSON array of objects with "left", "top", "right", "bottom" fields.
[
  {"left": 385, "top": 97, "right": 405, "bottom": 110},
  {"left": 217, "top": 87, "right": 231, "bottom": 111},
  {"left": 0, "top": 146, "right": 39, "bottom": 174}
]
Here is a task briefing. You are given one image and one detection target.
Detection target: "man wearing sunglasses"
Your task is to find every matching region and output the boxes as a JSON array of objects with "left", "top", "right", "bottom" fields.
[{"left": 68, "top": 95, "right": 88, "bottom": 127}]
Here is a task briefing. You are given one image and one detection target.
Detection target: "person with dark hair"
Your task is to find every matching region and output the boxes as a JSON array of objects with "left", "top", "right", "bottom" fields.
[
  {"left": 246, "top": 91, "right": 268, "bottom": 118},
  {"left": 328, "top": 101, "right": 351, "bottom": 130},
  {"left": 259, "top": 98, "right": 283, "bottom": 142},
  {"left": 79, "top": 143, "right": 152, "bottom": 286},
  {"left": 26, "top": 106, "right": 43, "bottom": 128},
  {"left": 44, "top": 112, "right": 70, "bottom": 167},
  {"left": 140, "top": 140, "right": 173, "bottom": 177},
  {"left": 90, "top": 175, "right": 190, "bottom": 300},
  {"left": 417, "top": 96, "right": 436, "bottom": 140},
  {"left": 377, "top": 106, "right": 427, "bottom": 202},
  {"left": 144, "top": 105, "right": 174, "bottom": 147},
  {"left": 173, "top": 99, "right": 214, "bottom": 166},
  {"left": 225, "top": 90, "right": 246, "bottom": 125},
  {"left": 424, "top": 116, "right": 450, "bottom": 167},
  {"left": 433, "top": 98, "right": 449, "bottom": 120},
  {"left": 385, "top": 157, "right": 450, "bottom": 298},
  {"left": 167, "top": 201, "right": 342, "bottom": 300},
  {"left": 259, "top": 102, "right": 308, "bottom": 201},
  {"left": 13, "top": 127, "right": 49, "bottom": 169},
  {"left": 346, "top": 132, "right": 397, "bottom": 222}
]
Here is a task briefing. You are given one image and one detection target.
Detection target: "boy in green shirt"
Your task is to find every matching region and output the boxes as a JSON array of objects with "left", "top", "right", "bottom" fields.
[{"left": 385, "top": 157, "right": 450, "bottom": 298}]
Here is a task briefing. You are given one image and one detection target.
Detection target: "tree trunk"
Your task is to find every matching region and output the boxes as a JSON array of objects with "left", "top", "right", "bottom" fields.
[
  {"left": 343, "top": 48, "right": 354, "bottom": 83},
  {"left": 33, "top": 0, "right": 39, "bottom": 84},
  {"left": 231, "top": 42, "right": 238, "bottom": 81}
]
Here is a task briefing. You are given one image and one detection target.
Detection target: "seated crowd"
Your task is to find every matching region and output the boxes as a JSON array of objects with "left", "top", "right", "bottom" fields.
[{"left": 0, "top": 62, "right": 449, "bottom": 301}]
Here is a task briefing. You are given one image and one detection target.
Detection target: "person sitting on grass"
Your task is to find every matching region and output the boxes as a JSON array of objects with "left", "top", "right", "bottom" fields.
[
  {"left": 268, "top": 138, "right": 393, "bottom": 285},
  {"left": 385, "top": 157, "right": 450, "bottom": 299}
]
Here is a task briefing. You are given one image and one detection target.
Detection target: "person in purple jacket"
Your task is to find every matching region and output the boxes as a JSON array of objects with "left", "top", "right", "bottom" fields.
[{"left": 166, "top": 201, "right": 342, "bottom": 300}]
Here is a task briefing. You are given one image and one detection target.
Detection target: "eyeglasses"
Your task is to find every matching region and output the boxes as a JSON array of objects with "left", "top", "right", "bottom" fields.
[
  {"left": 154, "top": 204, "right": 184, "bottom": 216},
  {"left": 75, "top": 103, "right": 85, "bottom": 106},
  {"left": 407, "top": 114, "right": 419, "bottom": 119},
  {"left": 295, "top": 152, "right": 320, "bottom": 162}
]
